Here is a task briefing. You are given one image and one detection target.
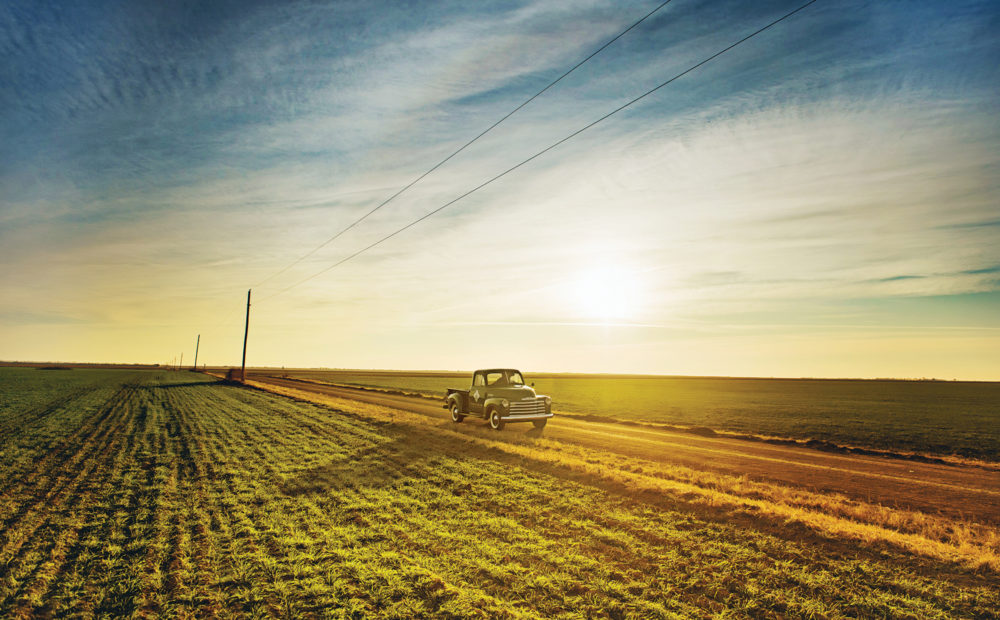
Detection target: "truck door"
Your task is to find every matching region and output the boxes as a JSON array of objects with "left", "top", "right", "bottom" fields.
[{"left": 470, "top": 371, "right": 487, "bottom": 414}]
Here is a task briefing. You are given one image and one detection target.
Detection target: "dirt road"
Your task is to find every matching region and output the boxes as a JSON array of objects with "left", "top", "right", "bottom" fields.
[{"left": 248, "top": 374, "right": 1000, "bottom": 524}]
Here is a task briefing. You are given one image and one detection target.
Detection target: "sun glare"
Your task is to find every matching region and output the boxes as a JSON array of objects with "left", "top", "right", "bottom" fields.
[{"left": 569, "top": 264, "right": 644, "bottom": 322}]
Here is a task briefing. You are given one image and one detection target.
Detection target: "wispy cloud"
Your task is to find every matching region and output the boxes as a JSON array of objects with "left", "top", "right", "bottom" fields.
[{"left": 2, "top": 0, "right": 999, "bottom": 377}]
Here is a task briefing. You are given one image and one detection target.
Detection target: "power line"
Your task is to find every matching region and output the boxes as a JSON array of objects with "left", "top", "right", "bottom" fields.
[
  {"left": 251, "top": 0, "right": 676, "bottom": 289},
  {"left": 260, "top": 0, "right": 820, "bottom": 302}
]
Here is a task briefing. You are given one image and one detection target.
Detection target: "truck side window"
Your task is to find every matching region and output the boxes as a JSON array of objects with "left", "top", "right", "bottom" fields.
[{"left": 473, "top": 373, "right": 485, "bottom": 387}]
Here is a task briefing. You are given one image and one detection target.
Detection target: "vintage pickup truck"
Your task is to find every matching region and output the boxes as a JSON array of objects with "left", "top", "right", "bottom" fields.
[{"left": 444, "top": 368, "right": 552, "bottom": 430}]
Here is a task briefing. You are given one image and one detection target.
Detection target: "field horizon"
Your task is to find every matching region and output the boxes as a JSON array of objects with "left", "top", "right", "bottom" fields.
[{"left": 3, "top": 361, "right": 997, "bottom": 384}]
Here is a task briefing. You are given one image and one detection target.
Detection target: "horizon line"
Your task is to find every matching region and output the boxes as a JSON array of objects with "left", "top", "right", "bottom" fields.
[{"left": 1, "top": 361, "right": 996, "bottom": 383}]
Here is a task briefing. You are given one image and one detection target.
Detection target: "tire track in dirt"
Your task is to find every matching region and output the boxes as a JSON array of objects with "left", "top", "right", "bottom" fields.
[{"left": 566, "top": 425, "right": 1000, "bottom": 496}]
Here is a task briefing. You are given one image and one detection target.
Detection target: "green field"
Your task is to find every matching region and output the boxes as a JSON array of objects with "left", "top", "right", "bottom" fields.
[
  {"left": 262, "top": 370, "right": 1000, "bottom": 461},
  {"left": 1, "top": 367, "right": 996, "bottom": 617}
]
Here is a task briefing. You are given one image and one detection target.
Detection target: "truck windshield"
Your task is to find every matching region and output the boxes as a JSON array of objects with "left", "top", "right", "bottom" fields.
[{"left": 508, "top": 371, "right": 525, "bottom": 385}]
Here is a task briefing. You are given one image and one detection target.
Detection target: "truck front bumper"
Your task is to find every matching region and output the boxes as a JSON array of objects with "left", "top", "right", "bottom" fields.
[{"left": 499, "top": 412, "right": 554, "bottom": 423}]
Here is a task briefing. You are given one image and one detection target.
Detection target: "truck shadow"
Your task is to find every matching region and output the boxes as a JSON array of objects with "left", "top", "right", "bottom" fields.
[
  {"left": 278, "top": 420, "right": 549, "bottom": 499},
  {"left": 278, "top": 434, "right": 430, "bottom": 497}
]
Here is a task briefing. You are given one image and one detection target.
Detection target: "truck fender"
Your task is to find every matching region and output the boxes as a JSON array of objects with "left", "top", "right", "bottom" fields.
[
  {"left": 446, "top": 392, "right": 468, "bottom": 413},
  {"left": 483, "top": 397, "right": 508, "bottom": 417}
]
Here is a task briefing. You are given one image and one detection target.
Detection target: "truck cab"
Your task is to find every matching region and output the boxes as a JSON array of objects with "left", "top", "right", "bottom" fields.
[{"left": 445, "top": 369, "right": 552, "bottom": 430}]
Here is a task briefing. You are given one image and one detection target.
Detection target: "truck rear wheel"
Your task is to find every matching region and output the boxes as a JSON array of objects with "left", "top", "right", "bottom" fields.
[
  {"left": 450, "top": 402, "right": 465, "bottom": 423},
  {"left": 488, "top": 408, "right": 505, "bottom": 431}
]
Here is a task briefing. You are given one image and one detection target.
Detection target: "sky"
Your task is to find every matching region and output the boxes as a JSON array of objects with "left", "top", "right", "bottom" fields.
[{"left": 2, "top": 0, "right": 999, "bottom": 379}]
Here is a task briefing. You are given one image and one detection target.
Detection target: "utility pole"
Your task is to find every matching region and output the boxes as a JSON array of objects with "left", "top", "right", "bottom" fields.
[
  {"left": 241, "top": 289, "right": 251, "bottom": 382},
  {"left": 193, "top": 334, "right": 200, "bottom": 370},
  {"left": 180, "top": 353, "right": 183, "bottom": 370}
]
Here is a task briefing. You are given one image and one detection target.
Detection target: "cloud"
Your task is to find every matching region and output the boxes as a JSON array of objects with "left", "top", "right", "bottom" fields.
[
  {"left": 963, "top": 264, "right": 1000, "bottom": 275},
  {"left": 2, "top": 0, "right": 999, "bottom": 377}
]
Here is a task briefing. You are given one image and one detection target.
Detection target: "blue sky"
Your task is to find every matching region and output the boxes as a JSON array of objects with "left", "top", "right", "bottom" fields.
[{"left": 2, "top": 0, "right": 999, "bottom": 378}]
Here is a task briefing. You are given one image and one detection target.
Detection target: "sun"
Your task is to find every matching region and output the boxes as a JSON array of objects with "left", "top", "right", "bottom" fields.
[{"left": 568, "top": 264, "right": 644, "bottom": 322}]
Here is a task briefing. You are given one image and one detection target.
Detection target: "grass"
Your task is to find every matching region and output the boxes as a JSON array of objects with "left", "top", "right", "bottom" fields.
[
  {"left": 263, "top": 369, "right": 1000, "bottom": 461},
  {"left": 1, "top": 368, "right": 997, "bottom": 617}
]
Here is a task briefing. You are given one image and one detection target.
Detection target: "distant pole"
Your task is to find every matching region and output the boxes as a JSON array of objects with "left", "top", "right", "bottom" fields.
[
  {"left": 241, "top": 289, "right": 251, "bottom": 382},
  {"left": 193, "top": 334, "right": 200, "bottom": 370},
  {"left": 180, "top": 352, "right": 183, "bottom": 370}
]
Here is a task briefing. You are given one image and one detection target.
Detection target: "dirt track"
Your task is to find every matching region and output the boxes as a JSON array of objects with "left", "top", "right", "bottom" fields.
[{"left": 248, "top": 374, "right": 1000, "bottom": 525}]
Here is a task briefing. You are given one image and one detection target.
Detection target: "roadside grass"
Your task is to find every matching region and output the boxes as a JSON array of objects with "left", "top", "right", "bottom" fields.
[
  {"left": 0, "top": 368, "right": 996, "bottom": 618},
  {"left": 264, "top": 369, "right": 1000, "bottom": 461}
]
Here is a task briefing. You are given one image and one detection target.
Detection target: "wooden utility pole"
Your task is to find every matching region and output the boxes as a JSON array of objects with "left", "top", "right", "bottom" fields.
[
  {"left": 179, "top": 353, "right": 183, "bottom": 370},
  {"left": 241, "top": 289, "right": 251, "bottom": 382},
  {"left": 193, "top": 334, "right": 200, "bottom": 370}
]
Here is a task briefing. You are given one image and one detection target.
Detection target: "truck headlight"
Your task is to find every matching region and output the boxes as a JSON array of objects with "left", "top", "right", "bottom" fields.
[
  {"left": 544, "top": 396, "right": 551, "bottom": 405},
  {"left": 501, "top": 399, "right": 509, "bottom": 409}
]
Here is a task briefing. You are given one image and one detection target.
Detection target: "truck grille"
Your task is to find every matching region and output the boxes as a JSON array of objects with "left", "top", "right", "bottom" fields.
[{"left": 508, "top": 398, "right": 547, "bottom": 416}]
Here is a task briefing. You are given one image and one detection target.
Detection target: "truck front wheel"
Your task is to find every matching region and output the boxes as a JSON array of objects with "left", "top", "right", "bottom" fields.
[
  {"left": 532, "top": 419, "right": 547, "bottom": 430},
  {"left": 488, "top": 408, "right": 505, "bottom": 431},
  {"left": 450, "top": 402, "right": 465, "bottom": 423}
]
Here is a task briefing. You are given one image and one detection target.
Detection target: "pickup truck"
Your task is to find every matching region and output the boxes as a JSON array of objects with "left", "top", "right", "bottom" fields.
[{"left": 444, "top": 368, "right": 553, "bottom": 430}]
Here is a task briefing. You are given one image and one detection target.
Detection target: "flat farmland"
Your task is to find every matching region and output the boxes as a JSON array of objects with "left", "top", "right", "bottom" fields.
[
  {"left": 2, "top": 368, "right": 998, "bottom": 618},
  {"left": 248, "top": 369, "right": 1000, "bottom": 462}
]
